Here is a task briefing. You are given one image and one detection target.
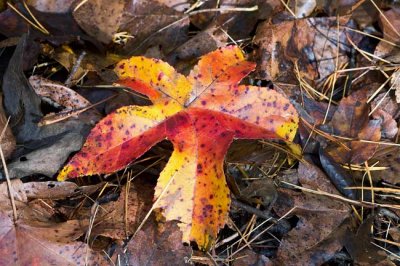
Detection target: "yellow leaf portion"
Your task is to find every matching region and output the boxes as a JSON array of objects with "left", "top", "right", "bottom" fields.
[
  {"left": 154, "top": 113, "right": 197, "bottom": 242},
  {"left": 115, "top": 57, "right": 192, "bottom": 109}
]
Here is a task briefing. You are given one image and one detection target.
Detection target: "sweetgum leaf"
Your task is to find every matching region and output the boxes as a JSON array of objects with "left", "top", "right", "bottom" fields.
[{"left": 58, "top": 46, "right": 299, "bottom": 249}]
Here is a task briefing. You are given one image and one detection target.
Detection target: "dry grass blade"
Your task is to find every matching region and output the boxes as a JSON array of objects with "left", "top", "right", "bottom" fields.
[
  {"left": 7, "top": 2, "right": 49, "bottom": 35},
  {"left": 227, "top": 207, "right": 296, "bottom": 260},
  {"left": 280, "top": 181, "right": 400, "bottom": 210},
  {"left": 279, "top": 0, "right": 296, "bottom": 17},
  {"left": 343, "top": 26, "right": 400, "bottom": 49},
  {"left": 322, "top": 16, "right": 341, "bottom": 124},
  {"left": 345, "top": 187, "right": 400, "bottom": 193}
]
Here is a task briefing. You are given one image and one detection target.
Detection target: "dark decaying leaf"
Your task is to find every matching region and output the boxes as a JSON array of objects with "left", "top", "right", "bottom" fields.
[
  {"left": 3, "top": 35, "right": 91, "bottom": 143},
  {"left": 345, "top": 215, "right": 390, "bottom": 265},
  {"left": 231, "top": 248, "right": 273, "bottom": 266},
  {"left": 113, "top": 219, "right": 192, "bottom": 266},
  {"left": 84, "top": 181, "right": 152, "bottom": 240},
  {"left": 370, "top": 93, "right": 398, "bottom": 139},
  {"left": 72, "top": 0, "right": 188, "bottom": 55},
  {"left": 327, "top": 90, "right": 381, "bottom": 164},
  {"left": 275, "top": 162, "right": 352, "bottom": 265},
  {"left": 274, "top": 189, "right": 351, "bottom": 265},
  {"left": 0, "top": 3, "right": 98, "bottom": 46}
]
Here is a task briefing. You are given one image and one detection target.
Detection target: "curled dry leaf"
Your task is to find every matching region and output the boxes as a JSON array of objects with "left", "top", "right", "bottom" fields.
[
  {"left": 58, "top": 46, "right": 299, "bottom": 249},
  {"left": 29, "top": 75, "right": 91, "bottom": 109}
]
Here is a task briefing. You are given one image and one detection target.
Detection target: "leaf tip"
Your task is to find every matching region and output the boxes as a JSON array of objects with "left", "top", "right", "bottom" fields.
[{"left": 57, "top": 165, "right": 73, "bottom": 181}]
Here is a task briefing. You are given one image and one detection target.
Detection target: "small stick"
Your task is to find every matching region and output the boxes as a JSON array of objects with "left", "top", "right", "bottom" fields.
[
  {"left": 38, "top": 94, "right": 116, "bottom": 126},
  {"left": 64, "top": 51, "right": 87, "bottom": 87}
]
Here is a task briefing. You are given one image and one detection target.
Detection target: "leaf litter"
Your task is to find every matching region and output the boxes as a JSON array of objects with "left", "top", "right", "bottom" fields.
[{"left": 1, "top": 0, "right": 400, "bottom": 265}]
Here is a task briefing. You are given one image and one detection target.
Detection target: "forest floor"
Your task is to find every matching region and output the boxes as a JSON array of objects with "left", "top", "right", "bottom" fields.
[{"left": 0, "top": 0, "right": 400, "bottom": 265}]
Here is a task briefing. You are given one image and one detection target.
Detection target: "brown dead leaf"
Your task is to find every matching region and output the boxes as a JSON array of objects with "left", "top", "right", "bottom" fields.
[
  {"left": 374, "top": 8, "right": 400, "bottom": 64},
  {"left": 327, "top": 90, "right": 381, "bottom": 164},
  {"left": 0, "top": 180, "right": 27, "bottom": 217},
  {"left": 72, "top": 0, "right": 125, "bottom": 44},
  {"left": 274, "top": 188, "right": 351, "bottom": 265},
  {"left": 274, "top": 161, "right": 352, "bottom": 265},
  {"left": 41, "top": 44, "right": 118, "bottom": 85},
  {"left": 113, "top": 219, "right": 192, "bottom": 266},
  {"left": 274, "top": 189, "right": 351, "bottom": 265},
  {"left": 90, "top": 183, "right": 151, "bottom": 240},
  {"left": 254, "top": 16, "right": 360, "bottom": 84},
  {"left": 330, "top": 90, "right": 369, "bottom": 138},
  {"left": 64, "top": 180, "right": 153, "bottom": 240},
  {"left": 0, "top": 212, "right": 107, "bottom": 265},
  {"left": 298, "top": 161, "right": 341, "bottom": 194}
]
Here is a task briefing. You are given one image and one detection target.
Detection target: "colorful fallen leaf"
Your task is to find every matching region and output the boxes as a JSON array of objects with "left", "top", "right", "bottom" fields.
[{"left": 58, "top": 45, "right": 299, "bottom": 249}]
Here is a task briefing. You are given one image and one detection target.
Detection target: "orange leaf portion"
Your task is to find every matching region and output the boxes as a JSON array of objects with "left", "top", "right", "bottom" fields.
[{"left": 58, "top": 46, "right": 299, "bottom": 249}]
